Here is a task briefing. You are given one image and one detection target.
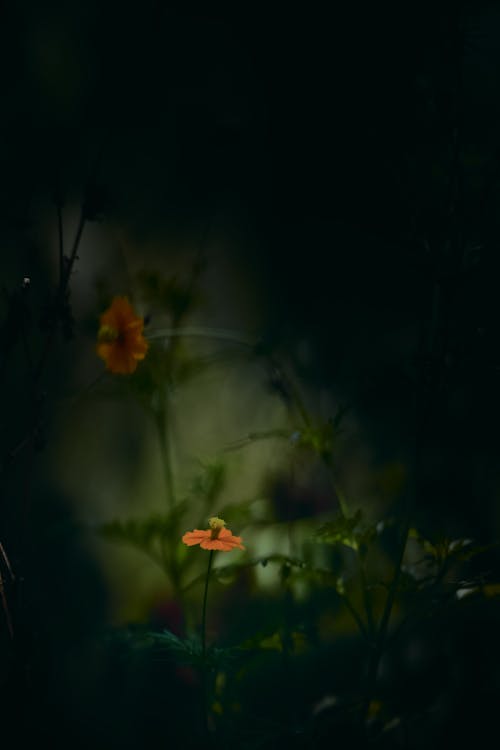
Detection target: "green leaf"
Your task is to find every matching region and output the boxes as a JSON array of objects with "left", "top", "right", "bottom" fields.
[
  {"left": 314, "top": 511, "right": 364, "bottom": 550},
  {"left": 190, "top": 461, "right": 226, "bottom": 506},
  {"left": 408, "top": 531, "right": 498, "bottom": 566},
  {"left": 408, "top": 528, "right": 439, "bottom": 559},
  {"left": 182, "top": 554, "right": 307, "bottom": 592},
  {"left": 301, "top": 566, "right": 347, "bottom": 594},
  {"left": 97, "top": 503, "right": 188, "bottom": 559},
  {"left": 216, "top": 496, "right": 267, "bottom": 527},
  {"left": 296, "top": 421, "right": 335, "bottom": 461},
  {"left": 136, "top": 270, "right": 199, "bottom": 320},
  {"left": 148, "top": 630, "right": 245, "bottom": 669},
  {"left": 225, "top": 428, "right": 290, "bottom": 452},
  {"left": 150, "top": 628, "right": 192, "bottom": 654},
  {"left": 447, "top": 539, "right": 499, "bottom": 563},
  {"left": 247, "top": 630, "right": 308, "bottom": 653}
]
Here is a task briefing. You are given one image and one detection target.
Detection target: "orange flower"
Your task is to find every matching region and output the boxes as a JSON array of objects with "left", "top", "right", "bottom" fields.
[
  {"left": 182, "top": 516, "right": 245, "bottom": 552},
  {"left": 96, "top": 296, "right": 148, "bottom": 374}
]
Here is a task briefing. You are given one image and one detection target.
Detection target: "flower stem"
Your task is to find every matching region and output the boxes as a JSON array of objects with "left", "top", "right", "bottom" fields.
[
  {"left": 362, "top": 492, "right": 413, "bottom": 721},
  {"left": 201, "top": 550, "right": 214, "bottom": 661},
  {"left": 156, "top": 402, "right": 176, "bottom": 512},
  {"left": 358, "top": 553, "right": 375, "bottom": 639},
  {"left": 147, "top": 326, "right": 255, "bottom": 348},
  {"left": 200, "top": 550, "right": 214, "bottom": 737},
  {"left": 155, "top": 398, "right": 182, "bottom": 599}
]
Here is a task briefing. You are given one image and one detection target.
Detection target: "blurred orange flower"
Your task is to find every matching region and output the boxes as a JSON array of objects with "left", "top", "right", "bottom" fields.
[
  {"left": 96, "top": 296, "right": 148, "bottom": 374},
  {"left": 182, "top": 517, "right": 245, "bottom": 552}
]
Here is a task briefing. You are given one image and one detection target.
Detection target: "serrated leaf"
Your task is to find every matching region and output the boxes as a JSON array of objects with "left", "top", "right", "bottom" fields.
[
  {"left": 448, "top": 540, "right": 499, "bottom": 563},
  {"left": 225, "top": 428, "right": 290, "bottom": 452},
  {"left": 216, "top": 497, "right": 265, "bottom": 526},
  {"left": 151, "top": 628, "right": 193, "bottom": 655},
  {"left": 182, "top": 554, "right": 307, "bottom": 592},
  {"left": 409, "top": 528, "right": 438, "bottom": 558},
  {"left": 301, "top": 566, "right": 343, "bottom": 590},
  {"left": 296, "top": 421, "right": 335, "bottom": 461},
  {"left": 148, "top": 630, "right": 245, "bottom": 669},
  {"left": 252, "top": 630, "right": 308, "bottom": 653},
  {"left": 136, "top": 270, "right": 198, "bottom": 320},
  {"left": 314, "top": 511, "right": 363, "bottom": 550},
  {"left": 190, "top": 461, "right": 226, "bottom": 506},
  {"left": 408, "top": 531, "right": 497, "bottom": 566},
  {"left": 97, "top": 503, "right": 188, "bottom": 559}
]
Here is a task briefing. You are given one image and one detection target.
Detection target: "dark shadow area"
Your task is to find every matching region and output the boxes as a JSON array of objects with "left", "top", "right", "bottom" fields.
[{"left": 1, "top": 2, "right": 499, "bottom": 747}]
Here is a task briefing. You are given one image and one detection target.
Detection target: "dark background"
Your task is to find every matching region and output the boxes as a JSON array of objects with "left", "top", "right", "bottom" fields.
[{"left": 1, "top": 1, "right": 499, "bottom": 747}]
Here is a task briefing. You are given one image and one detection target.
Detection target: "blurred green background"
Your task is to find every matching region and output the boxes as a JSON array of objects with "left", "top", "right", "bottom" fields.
[{"left": 1, "top": 1, "right": 500, "bottom": 747}]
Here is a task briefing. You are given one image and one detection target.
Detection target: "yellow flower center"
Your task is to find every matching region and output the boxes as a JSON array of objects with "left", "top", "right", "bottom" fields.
[
  {"left": 208, "top": 516, "right": 226, "bottom": 539},
  {"left": 98, "top": 324, "right": 119, "bottom": 343}
]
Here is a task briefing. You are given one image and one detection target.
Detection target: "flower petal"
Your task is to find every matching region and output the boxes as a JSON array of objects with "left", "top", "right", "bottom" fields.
[
  {"left": 199, "top": 532, "right": 245, "bottom": 551},
  {"left": 108, "top": 347, "right": 138, "bottom": 374},
  {"left": 97, "top": 296, "right": 148, "bottom": 374},
  {"left": 182, "top": 530, "right": 210, "bottom": 546},
  {"left": 182, "top": 526, "right": 245, "bottom": 551},
  {"left": 200, "top": 538, "right": 220, "bottom": 550},
  {"left": 219, "top": 528, "right": 245, "bottom": 549}
]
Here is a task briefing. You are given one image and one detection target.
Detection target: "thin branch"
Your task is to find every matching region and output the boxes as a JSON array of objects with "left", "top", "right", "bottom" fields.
[
  {"left": 147, "top": 326, "right": 256, "bottom": 348},
  {"left": 341, "top": 592, "right": 370, "bottom": 642},
  {"left": 0, "top": 570, "right": 13, "bottom": 639},
  {"left": 57, "top": 201, "right": 64, "bottom": 284},
  {"left": 0, "top": 542, "right": 15, "bottom": 581}
]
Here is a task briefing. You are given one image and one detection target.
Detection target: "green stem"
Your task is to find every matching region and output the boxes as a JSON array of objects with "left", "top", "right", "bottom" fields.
[
  {"left": 362, "top": 492, "right": 413, "bottom": 717},
  {"left": 278, "top": 362, "right": 352, "bottom": 520},
  {"left": 201, "top": 550, "right": 214, "bottom": 661},
  {"left": 147, "top": 326, "right": 255, "bottom": 348},
  {"left": 200, "top": 550, "right": 214, "bottom": 736},
  {"left": 330, "top": 475, "right": 350, "bottom": 519},
  {"left": 155, "top": 394, "right": 180, "bottom": 595},
  {"left": 359, "top": 555, "right": 375, "bottom": 639},
  {"left": 270, "top": 357, "right": 311, "bottom": 430},
  {"left": 156, "top": 401, "right": 176, "bottom": 511},
  {"left": 57, "top": 199, "right": 64, "bottom": 282},
  {"left": 34, "top": 207, "right": 86, "bottom": 381},
  {"left": 341, "top": 592, "right": 369, "bottom": 642}
]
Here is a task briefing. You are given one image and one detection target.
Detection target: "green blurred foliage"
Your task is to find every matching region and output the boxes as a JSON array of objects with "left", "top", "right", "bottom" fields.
[{"left": 1, "top": 2, "right": 500, "bottom": 748}]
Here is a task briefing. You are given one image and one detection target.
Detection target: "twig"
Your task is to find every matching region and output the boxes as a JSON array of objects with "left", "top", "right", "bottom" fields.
[
  {"left": 0, "top": 570, "right": 13, "bottom": 639},
  {"left": 147, "top": 326, "right": 256, "bottom": 348}
]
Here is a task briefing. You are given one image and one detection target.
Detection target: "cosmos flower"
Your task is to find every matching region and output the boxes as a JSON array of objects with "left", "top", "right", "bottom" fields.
[
  {"left": 182, "top": 517, "right": 245, "bottom": 552},
  {"left": 96, "top": 296, "right": 148, "bottom": 374}
]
